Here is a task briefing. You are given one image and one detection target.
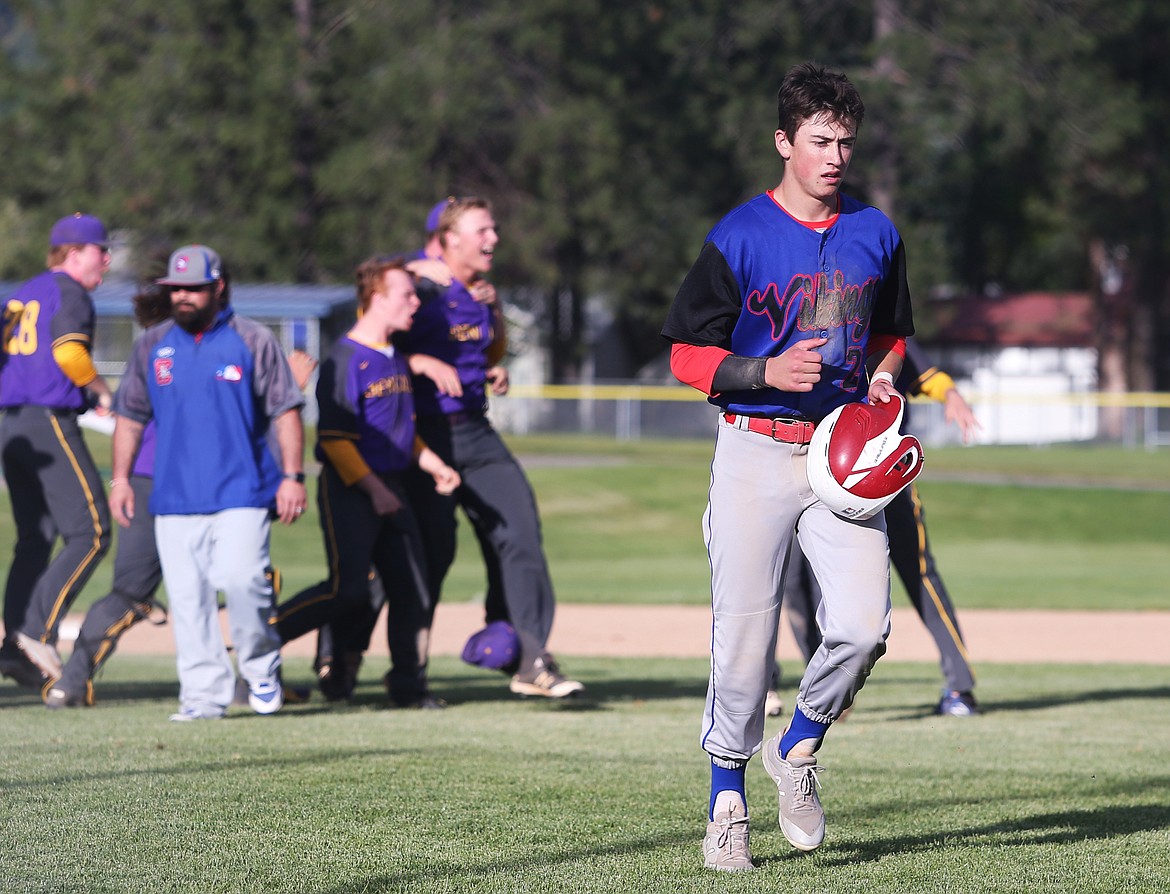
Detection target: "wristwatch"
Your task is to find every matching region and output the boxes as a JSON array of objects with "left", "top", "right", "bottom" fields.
[{"left": 284, "top": 472, "right": 306, "bottom": 484}]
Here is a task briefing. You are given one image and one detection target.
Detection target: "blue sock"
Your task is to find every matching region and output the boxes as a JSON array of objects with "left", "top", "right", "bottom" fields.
[
  {"left": 778, "top": 707, "right": 830, "bottom": 759},
  {"left": 709, "top": 762, "right": 746, "bottom": 820}
]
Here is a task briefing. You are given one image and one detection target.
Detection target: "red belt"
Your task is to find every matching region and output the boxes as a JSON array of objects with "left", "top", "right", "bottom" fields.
[{"left": 723, "top": 413, "right": 815, "bottom": 444}]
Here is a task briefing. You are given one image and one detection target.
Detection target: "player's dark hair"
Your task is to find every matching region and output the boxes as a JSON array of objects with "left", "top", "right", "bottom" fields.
[
  {"left": 132, "top": 285, "right": 172, "bottom": 328},
  {"left": 355, "top": 254, "right": 409, "bottom": 314},
  {"left": 209, "top": 261, "right": 232, "bottom": 308},
  {"left": 777, "top": 62, "right": 865, "bottom": 140},
  {"left": 437, "top": 196, "right": 492, "bottom": 248},
  {"left": 133, "top": 246, "right": 175, "bottom": 328}
]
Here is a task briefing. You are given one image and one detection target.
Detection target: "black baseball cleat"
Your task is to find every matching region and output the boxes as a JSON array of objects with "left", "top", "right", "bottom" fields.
[
  {"left": 316, "top": 652, "right": 362, "bottom": 702},
  {"left": 384, "top": 672, "right": 447, "bottom": 709},
  {"left": 392, "top": 692, "right": 448, "bottom": 710},
  {"left": 283, "top": 685, "right": 312, "bottom": 705}
]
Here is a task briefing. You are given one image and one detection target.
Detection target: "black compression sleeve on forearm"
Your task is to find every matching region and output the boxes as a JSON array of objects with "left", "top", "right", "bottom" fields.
[{"left": 711, "top": 355, "right": 767, "bottom": 393}]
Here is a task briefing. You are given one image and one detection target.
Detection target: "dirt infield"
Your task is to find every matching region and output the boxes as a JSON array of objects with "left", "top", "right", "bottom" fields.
[{"left": 60, "top": 603, "right": 1170, "bottom": 666}]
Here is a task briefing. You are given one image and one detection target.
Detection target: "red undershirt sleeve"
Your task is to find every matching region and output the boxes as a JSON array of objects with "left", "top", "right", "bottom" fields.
[
  {"left": 670, "top": 343, "right": 731, "bottom": 395},
  {"left": 866, "top": 335, "right": 906, "bottom": 360}
]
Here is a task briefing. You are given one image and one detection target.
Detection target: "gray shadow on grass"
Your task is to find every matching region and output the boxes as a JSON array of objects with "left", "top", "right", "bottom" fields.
[
  {"left": 795, "top": 800, "right": 1170, "bottom": 869},
  {"left": 425, "top": 673, "right": 708, "bottom": 708},
  {"left": 306, "top": 829, "right": 698, "bottom": 894},
  {"left": 1, "top": 745, "right": 422, "bottom": 792},
  {"left": 879, "top": 684, "right": 1170, "bottom": 721},
  {"left": 974, "top": 685, "right": 1170, "bottom": 714}
]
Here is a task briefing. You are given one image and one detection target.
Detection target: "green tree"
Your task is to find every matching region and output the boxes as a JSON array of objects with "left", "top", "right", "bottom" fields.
[
  {"left": 2, "top": 0, "right": 1167, "bottom": 390},
  {"left": 0, "top": 1, "right": 333, "bottom": 281},
  {"left": 872, "top": 0, "right": 1169, "bottom": 392}
]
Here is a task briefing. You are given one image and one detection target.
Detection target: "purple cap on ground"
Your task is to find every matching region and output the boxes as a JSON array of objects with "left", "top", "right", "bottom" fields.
[{"left": 461, "top": 620, "right": 520, "bottom": 670}]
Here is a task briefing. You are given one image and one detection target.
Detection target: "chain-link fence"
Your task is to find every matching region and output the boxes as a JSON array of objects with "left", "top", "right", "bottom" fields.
[{"left": 488, "top": 384, "right": 1170, "bottom": 449}]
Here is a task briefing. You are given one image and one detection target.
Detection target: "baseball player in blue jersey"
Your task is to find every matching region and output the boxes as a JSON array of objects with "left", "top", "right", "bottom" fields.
[
  {"left": 274, "top": 256, "right": 460, "bottom": 708},
  {"left": 662, "top": 63, "right": 915, "bottom": 871},
  {"left": 109, "top": 245, "right": 307, "bottom": 721},
  {"left": 0, "top": 213, "right": 116, "bottom": 689}
]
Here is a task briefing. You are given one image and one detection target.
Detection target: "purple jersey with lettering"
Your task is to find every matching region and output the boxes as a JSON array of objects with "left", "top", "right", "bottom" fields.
[
  {"left": 396, "top": 278, "right": 494, "bottom": 416},
  {"left": 662, "top": 191, "right": 914, "bottom": 421},
  {"left": 316, "top": 337, "right": 416, "bottom": 474},
  {"left": 0, "top": 271, "right": 96, "bottom": 410}
]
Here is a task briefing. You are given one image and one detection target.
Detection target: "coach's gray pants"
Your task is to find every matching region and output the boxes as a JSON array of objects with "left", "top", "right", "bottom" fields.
[
  {"left": 701, "top": 417, "right": 891, "bottom": 763},
  {"left": 155, "top": 509, "right": 282, "bottom": 715}
]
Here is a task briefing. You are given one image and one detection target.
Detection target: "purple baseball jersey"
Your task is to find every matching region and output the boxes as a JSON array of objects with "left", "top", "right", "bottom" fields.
[
  {"left": 316, "top": 337, "right": 416, "bottom": 474},
  {"left": 0, "top": 271, "right": 97, "bottom": 410},
  {"left": 396, "top": 278, "right": 495, "bottom": 416}
]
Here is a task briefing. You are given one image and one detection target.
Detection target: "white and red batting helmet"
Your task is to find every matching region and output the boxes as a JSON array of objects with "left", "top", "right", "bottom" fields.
[{"left": 806, "top": 392, "right": 925, "bottom": 520}]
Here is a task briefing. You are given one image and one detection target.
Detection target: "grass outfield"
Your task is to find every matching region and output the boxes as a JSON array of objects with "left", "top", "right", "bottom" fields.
[
  {"left": 1, "top": 656, "right": 1168, "bottom": 893},
  {"left": 2, "top": 432, "right": 1169, "bottom": 613}
]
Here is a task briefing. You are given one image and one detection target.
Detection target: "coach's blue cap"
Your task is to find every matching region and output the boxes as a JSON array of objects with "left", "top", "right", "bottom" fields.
[
  {"left": 461, "top": 620, "right": 520, "bottom": 670},
  {"left": 50, "top": 213, "right": 110, "bottom": 248},
  {"left": 426, "top": 197, "right": 453, "bottom": 234},
  {"left": 157, "top": 244, "right": 223, "bottom": 286}
]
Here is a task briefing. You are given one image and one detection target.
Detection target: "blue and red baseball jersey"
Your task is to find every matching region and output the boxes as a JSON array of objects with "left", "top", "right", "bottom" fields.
[
  {"left": 396, "top": 278, "right": 495, "bottom": 416},
  {"left": 662, "top": 191, "right": 915, "bottom": 421},
  {"left": 0, "top": 271, "right": 97, "bottom": 410},
  {"left": 316, "top": 337, "right": 416, "bottom": 475},
  {"left": 115, "top": 306, "right": 304, "bottom": 516}
]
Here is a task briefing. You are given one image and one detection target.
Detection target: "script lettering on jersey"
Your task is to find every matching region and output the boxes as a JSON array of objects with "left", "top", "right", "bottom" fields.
[
  {"left": 364, "top": 373, "right": 412, "bottom": 399},
  {"left": 747, "top": 271, "right": 879, "bottom": 339},
  {"left": 448, "top": 322, "right": 491, "bottom": 343}
]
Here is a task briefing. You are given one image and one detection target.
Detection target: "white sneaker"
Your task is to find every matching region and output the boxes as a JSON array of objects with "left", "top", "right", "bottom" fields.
[
  {"left": 761, "top": 732, "right": 825, "bottom": 851},
  {"left": 247, "top": 680, "right": 284, "bottom": 715},
  {"left": 14, "top": 632, "right": 62, "bottom": 679},
  {"left": 702, "top": 795, "right": 753, "bottom": 872},
  {"left": 509, "top": 654, "right": 584, "bottom": 699}
]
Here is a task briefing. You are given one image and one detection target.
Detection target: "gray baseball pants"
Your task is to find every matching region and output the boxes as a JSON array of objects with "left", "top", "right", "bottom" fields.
[
  {"left": 56, "top": 474, "right": 162, "bottom": 698},
  {"left": 701, "top": 415, "right": 892, "bottom": 763},
  {"left": 155, "top": 508, "right": 282, "bottom": 715}
]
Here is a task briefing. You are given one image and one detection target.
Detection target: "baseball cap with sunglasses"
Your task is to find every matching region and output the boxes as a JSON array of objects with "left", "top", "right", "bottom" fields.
[{"left": 157, "top": 245, "right": 223, "bottom": 287}]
